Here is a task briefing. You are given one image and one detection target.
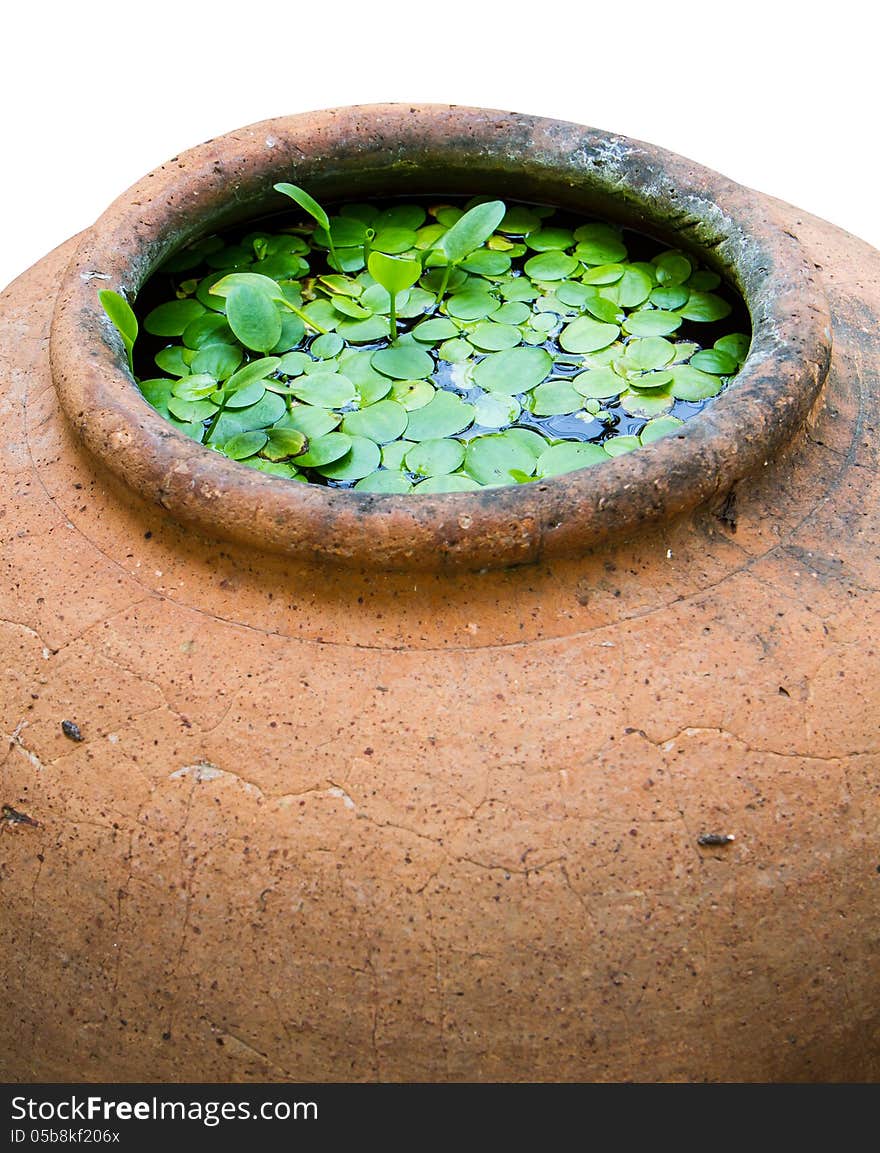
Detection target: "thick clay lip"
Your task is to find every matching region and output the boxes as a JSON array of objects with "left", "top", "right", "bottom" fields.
[{"left": 49, "top": 104, "right": 831, "bottom": 572}]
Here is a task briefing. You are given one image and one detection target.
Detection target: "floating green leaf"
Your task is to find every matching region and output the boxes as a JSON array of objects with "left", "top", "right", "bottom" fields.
[
  {"left": 668, "top": 365, "right": 723, "bottom": 400},
  {"left": 640, "top": 416, "right": 685, "bottom": 444},
  {"left": 714, "top": 332, "right": 750, "bottom": 363},
  {"left": 354, "top": 470, "right": 413, "bottom": 493},
  {"left": 524, "top": 251, "right": 579, "bottom": 281},
  {"left": 294, "top": 432, "right": 353, "bottom": 468},
  {"left": 405, "top": 438, "right": 466, "bottom": 477},
  {"left": 261, "top": 428, "right": 307, "bottom": 461},
  {"left": 622, "top": 310, "right": 682, "bottom": 337},
  {"left": 223, "top": 430, "right": 268, "bottom": 460},
  {"left": 463, "top": 433, "right": 537, "bottom": 487},
  {"left": 469, "top": 322, "right": 523, "bottom": 351},
  {"left": 192, "top": 343, "right": 243, "bottom": 380},
  {"left": 530, "top": 380, "right": 584, "bottom": 416},
  {"left": 690, "top": 348, "right": 738, "bottom": 375},
  {"left": 472, "top": 347, "right": 552, "bottom": 394},
  {"left": 225, "top": 283, "right": 282, "bottom": 352},
  {"left": 473, "top": 392, "right": 521, "bottom": 428},
  {"left": 603, "top": 435, "right": 640, "bottom": 457},
  {"left": 390, "top": 380, "right": 435, "bottom": 410},
  {"left": 316, "top": 436, "right": 382, "bottom": 481},
  {"left": 404, "top": 391, "right": 475, "bottom": 440},
  {"left": 535, "top": 441, "right": 608, "bottom": 477},
  {"left": 372, "top": 344, "right": 434, "bottom": 380},
  {"left": 342, "top": 399, "right": 408, "bottom": 444},
  {"left": 676, "top": 292, "right": 732, "bottom": 322},
  {"left": 280, "top": 406, "right": 341, "bottom": 439},
  {"left": 291, "top": 371, "right": 356, "bottom": 407},
  {"left": 559, "top": 316, "right": 620, "bottom": 354}
]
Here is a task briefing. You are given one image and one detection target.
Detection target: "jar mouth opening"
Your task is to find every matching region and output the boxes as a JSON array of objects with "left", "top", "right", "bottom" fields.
[{"left": 50, "top": 104, "right": 831, "bottom": 572}]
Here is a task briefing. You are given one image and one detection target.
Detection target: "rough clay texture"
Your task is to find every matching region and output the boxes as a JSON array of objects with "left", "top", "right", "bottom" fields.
[{"left": 2, "top": 169, "right": 880, "bottom": 1081}]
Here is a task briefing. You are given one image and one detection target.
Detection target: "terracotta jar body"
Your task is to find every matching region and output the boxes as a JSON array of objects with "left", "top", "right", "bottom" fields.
[{"left": 1, "top": 107, "right": 878, "bottom": 1083}]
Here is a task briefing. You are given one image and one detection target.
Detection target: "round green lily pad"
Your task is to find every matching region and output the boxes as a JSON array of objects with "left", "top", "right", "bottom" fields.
[
  {"left": 172, "top": 374, "right": 219, "bottom": 401},
  {"left": 261, "top": 428, "right": 307, "bottom": 461},
  {"left": 472, "top": 347, "right": 552, "bottom": 394},
  {"left": 311, "top": 333, "right": 345, "bottom": 359},
  {"left": 405, "top": 391, "right": 476, "bottom": 440},
  {"left": 603, "top": 435, "right": 640, "bottom": 457},
  {"left": 372, "top": 345, "right": 434, "bottom": 380},
  {"left": 224, "top": 380, "right": 267, "bottom": 408},
  {"left": 412, "top": 318, "right": 459, "bottom": 343},
  {"left": 469, "top": 322, "right": 523, "bottom": 351},
  {"left": 524, "top": 251, "right": 579, "bottom": 281},
  {"left": 622, "top": 336, "right": 676, "bottom": 372},
  {"left": 525, "top": 227, "right": 574, "bottom": 251},
  {"left": 390, "top": 379, "right": 435, "bottom": 410},
  {"left": 278, "top": 406, "right": 341, "bottom": 440},
  {"left": 155, "top": 346, "right": 193, "bottom": 377},
  {"left": 168, "top": 396, "right": 216, "bottom": 422},
  {"left": 144, "top": 298, "right": 206, "bottom": 337},
  {"left": 463, "top": 433, "right": 537, "bottom": 487},
  {"left": 291, "top": 372, "right": 356, "bottom": 407},
  {"left": 669, "top": 365, "right": 723, "bottom": 400},
  {"left": 536, "top": 441, "right": 608, "bottom": 477},
  {"left": 222, "top": 430, "right": 268, "bottom": 460},
  {"left": 653, "top": 251, "right": 692, "bottom": 285},
  {"left": 690, "top": 348, "right": 738, "bottom": 375},
  {"left": 530, "top": 380, "right": 584, "bottom": 416},
  {"left": 294, "top": 432, "right": 353, "bottom": 468},
  {"left": 445, "top": 290, "right": 501, "bottom": 322},
  {"left": 714, "top": 332, "right": 750, "bottom": 363},
  {"left": 571, "top": 368, "right": 624, "bottom": 399},
  {"left": 640, "top": 415, "right": 685, "bottom": 443},
  {"left": 354, "top": 470, "right": 413, "bottom": 493},
  {"left": 191, "top": 343, "right": 243, "bottom": 380},
  {"left": 341, "top": 399, "right": 408, "bottom": 444},
  {"left": 473, "top": 392, "right": 521, "bottom": 428},
  {"left": 676, "top": 291, "right": 732, "bottom": 322},
  {"left": 405, "top": 438, "right": 466, "bottom": 477},
  {"left": 559, "top": 316, "right": 620, "bottom": 354},
  {"left": 619, "top": 387, "right": 674, "bottom": 417},
  {"left": 316, "top": 436, "right": 382, "bottom": 481},
  {"left": 492, "top": 301, "right": 531, "bottom": 325},
  {"left": 623, "top": 308, "right": 682, "bottom": 336},
  {"left": 504, "top": 428, "right": 549, "bottom": 458},
  {"left": 437, "top": 338, "right": 473, "bottom": 363},
  {"left": 381, "top": 440, "right": 415, "bottom": 470}
]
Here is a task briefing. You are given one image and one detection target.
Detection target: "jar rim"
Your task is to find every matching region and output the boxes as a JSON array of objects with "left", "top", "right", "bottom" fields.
[{"left": 49, "top": 104, "right": 831, "bottom": 571}]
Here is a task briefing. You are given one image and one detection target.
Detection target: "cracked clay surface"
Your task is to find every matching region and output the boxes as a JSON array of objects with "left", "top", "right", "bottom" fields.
[{"left": 1, "top": 199, "right": 879, "bottom": 1083}]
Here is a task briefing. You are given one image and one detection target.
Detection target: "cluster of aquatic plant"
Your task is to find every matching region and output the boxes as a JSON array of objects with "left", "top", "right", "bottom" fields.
[{"left": 101, "top": 188, "right": 749, "bottom": 493}]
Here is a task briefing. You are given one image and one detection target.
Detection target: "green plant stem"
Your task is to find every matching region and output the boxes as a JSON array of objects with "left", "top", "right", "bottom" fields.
[
  {"left": 203, "top": 397, "right": 226, "bottom": 445},
  {"left": 327, "top": 232, "right": 341, "bottom": 275},
  {"left": 388, "top": 294, "right": 397, "bottom": 341},
  {"left": 278, "top": 297, "right": 328, "bottom": 335},
  {"left": 434, "top": 263, "right": 453, "bottom": 308}
]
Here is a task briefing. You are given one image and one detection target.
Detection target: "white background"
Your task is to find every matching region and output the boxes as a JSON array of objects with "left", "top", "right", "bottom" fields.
[{"left": 1, "top": 0, "right": 876, "bottom": 291}]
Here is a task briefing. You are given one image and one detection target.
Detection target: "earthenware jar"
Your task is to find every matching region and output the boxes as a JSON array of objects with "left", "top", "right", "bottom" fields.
[{"left": 2, "top": 105, "right": 878, "bottom": 1082}]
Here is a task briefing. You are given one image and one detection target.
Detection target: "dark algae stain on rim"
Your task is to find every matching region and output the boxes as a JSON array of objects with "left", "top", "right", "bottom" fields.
[
  {"left": 122, "top": 193, "right": 752, "bottom": 495},
  {"left": 49, "top": 105, "right": 831, "bottom": 571}
]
